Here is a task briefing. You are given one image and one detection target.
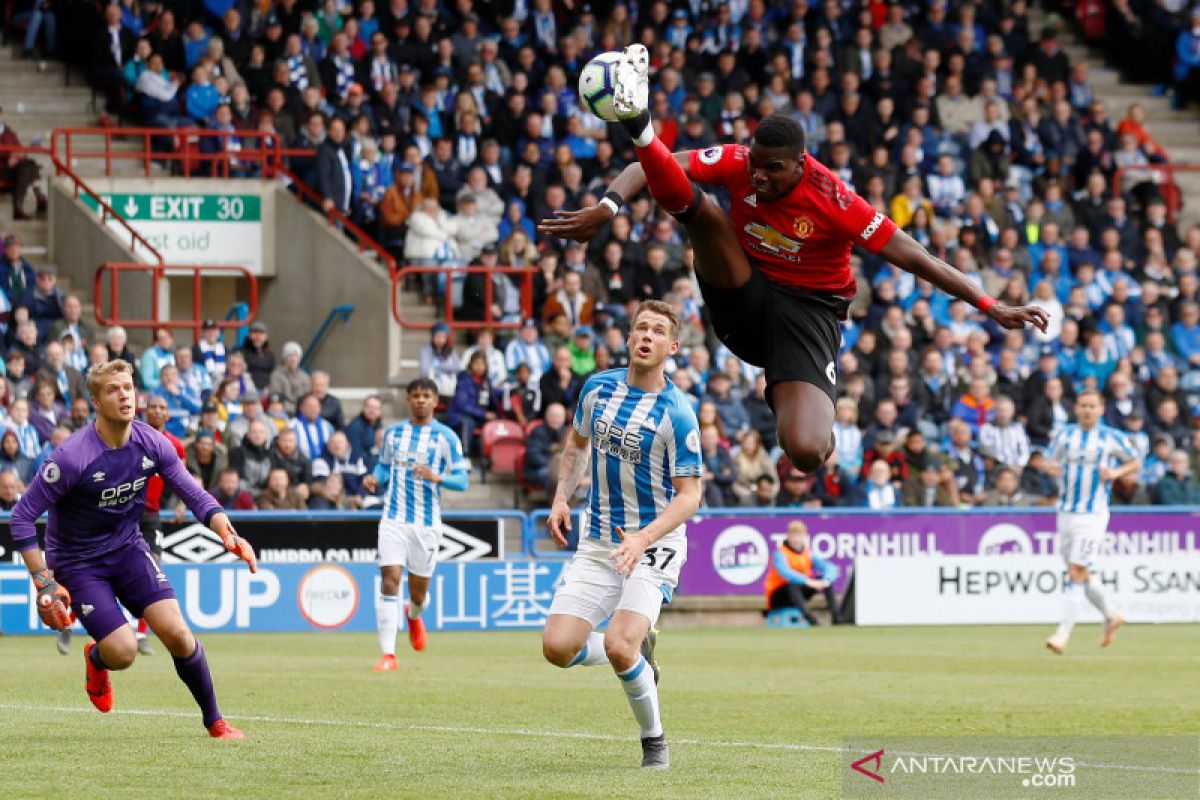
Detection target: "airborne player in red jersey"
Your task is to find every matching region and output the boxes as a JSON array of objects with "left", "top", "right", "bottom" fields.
[{"left": 540, "top": 45, "right": 1049, "bottom": 475}]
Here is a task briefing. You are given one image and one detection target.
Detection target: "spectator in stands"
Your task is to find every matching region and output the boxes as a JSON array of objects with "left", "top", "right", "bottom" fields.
[
  {"left": 462, "top": 328, "right": 508, "bottom": 387},
  {"left": 26, "top": 266, "right": 64, "bottom": 340},
  {"left": 523, "top": 402, "right": 566, "bottom": 491},
  {"left": 539, "top": 346, "right": 582, "bottom": 413},
  {"left": 445, "top": 350, "right": 497, "bottom": 456},
  {"left": 344, "top": 394, "right": 382, "bottom": 468},
  {"left": 983, "top": 466, "right": 1028, "bottom": 506},
  {"left": 269, "top": 341, "right": 311, "bottom": 413},
  {"left": 37, "top": 341, "right": 85, "bottom": 407},
  {"left": 378, "top": 163, "right": 422, "bottom": 248},
  {"left": 185, "top": 430, "right": 227, "bottom": 490},
  {"left": 0, "top": 429, "right": 34, "bottom": 485},
  {"left": 289, "top": 393, "right": 334, "bottom": 461},
  {"left": 256, "top": 466, "right": 306, "bottom": 510},
  {"left": 48, "top": 295, "right": 92, "bottom": 352},
  {"left": 0, "top": 469, "right": 22, "bottom": 510},
  {"left": 212, "top": 466, "right": 255, "bottom": 510},
  {"left": 226, "top": 389, "right": 269, "bottom": 448},
  {"left": 0, "top": 111, "right": 45, "bottom": 221},
  {"left": 1170, "top": 301, "right": 1200, "bottom": 368},
  {"left": 174, "top": 346, "right": 211, "bottom": 402},
  {"left": 308, "top": 473, "right": 356, "bottom": 510},
  {"left": 946, "top": 418, "right": 988, "bottom": 504},
  {"left": 6, "top": 398, "right": 41, "bottom": 459},
  {"left": 1153, "top": 450, "right": 1200, "bottom": 505},
  {"left": 979, "top": 396, "right": 1031, "bottom": 469},
  {"left": 700, "top": 425, "right": 736, "bottom": 507},
  {"left": 505, "top": 319, "right": 551, "bottom": 382},
  {"left": 419, "top": 322, "right": 460, "bottom": 399},
  {"left": 702, "top": 373, "right": 749, "bottom": 443},
  {"left": 951, "top": 377, "right": 997, "bottom": 436},
  {"left": 316, "top": 116, "right": 353, "bottom": 215},
  {"left": 309, "top": 370, "right": 343, "bottom": 429},
  {"left": 902, "top": 457, "right": 959, "bottom": 508},
  {"left": 731, "top": 429, "right": 776, "bottom": 506},
  {"left": 542, "top": 270, "right": 594, "bottom": 328},
  {"left": 138, "top": 327, "right": 175, "bottom": 392},
  {"left": 312, "top": 430, "right": 367, "bottom": 499},
  {"left": 10, "top": 322, "right": 42, "bottom": 375},
  {"left": 92, "top": 3, "right": 135, "bottom": 111},
  {"left": 27, "top": 381, "right": 64, "bottom": 442},
  {"left": 1173, "top": 8, "right": 1200, "bottom": 110},
  {"left": 238, "top": 326, "right": 278, "bottom": 395},
  {"left": 268, "top": 426, "right": 311, "bottom": 498},
  {"left": 855, "top": 458, "right": 903, "bottom": 509}
]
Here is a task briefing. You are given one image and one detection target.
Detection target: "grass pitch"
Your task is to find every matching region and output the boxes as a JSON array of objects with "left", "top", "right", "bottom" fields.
[{"left": 1, "top": 625, "right": 1197, "bottom": 799}]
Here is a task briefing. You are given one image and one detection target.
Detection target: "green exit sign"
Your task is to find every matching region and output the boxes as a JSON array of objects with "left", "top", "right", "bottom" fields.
[{"left": 81, "top": 193, "right": 261, "bottom": 222}]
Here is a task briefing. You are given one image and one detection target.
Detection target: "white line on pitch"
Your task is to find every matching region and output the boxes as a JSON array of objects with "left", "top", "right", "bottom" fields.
[{"left": 1, "top": 702, "right": 1197, "bottom": 776}]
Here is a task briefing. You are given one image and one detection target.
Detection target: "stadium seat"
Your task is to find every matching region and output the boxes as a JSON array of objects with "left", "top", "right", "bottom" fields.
[
  {"left": 480, "top": 420, "right": 525, "bottom": 483},
  {"left": 524, "top": 419, "right": 543, "bottom": 437},
  {"left": 515, "top": 450, "right": 548, "bottom": 506},
  {"left": 765, "top": 609, "right": 810, "bottom": 628}
]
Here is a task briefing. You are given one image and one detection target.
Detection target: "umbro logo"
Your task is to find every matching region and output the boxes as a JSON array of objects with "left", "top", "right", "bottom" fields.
[
  {"left": 81, "top": 604, "right": 94, "bottom": 617},
  {"left": 743, "top": 193, "right": 758, "bottom": 207},
  {"left": 92, "top": 471, "right": 106, "bottom": 482},
  {"left": 141, "top": 456, "right": 155, "bottom": 470},
  {"left": 641, "top": 417, "right": 657, "bottom": 432}
]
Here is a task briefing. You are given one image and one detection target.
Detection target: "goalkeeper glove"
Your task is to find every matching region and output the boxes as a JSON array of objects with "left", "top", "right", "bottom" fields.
[
  {"left": 218, "top": 523, "right": 258, "bottom": 573},
  {"left": 31, "top": 568, "right": 73, "bottom": 631}
]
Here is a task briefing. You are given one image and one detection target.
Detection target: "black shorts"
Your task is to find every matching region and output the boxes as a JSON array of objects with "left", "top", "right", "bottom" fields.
[
  {"left": 139, "top": 514, "right": 163, "bottom": 556},
  {"left": 697, "top": 268, "right": 847, "bottom": 405}
]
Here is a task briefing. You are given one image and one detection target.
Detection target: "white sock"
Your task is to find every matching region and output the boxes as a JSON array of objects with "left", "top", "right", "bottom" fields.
[
  {"left": 407, "top": 592, "right": 432, "bottom": 620},
  {"left": 567, "top": 632, "right": 609, "bottom": 667},
  {"left": 1055, "top": 581, "right": 1086, "bottom": 640},
  {"left": 1085, "top": 579, "right": 1116, "bottom": 620},
  {"left": 617, "top": 656, "right": 662, "bottom": 738},
  {"left": 632, "top": 120, "right": 655, "bottom": 147},
  {"left": 376, "top": 594, "right": 399, "bottom": 656}
]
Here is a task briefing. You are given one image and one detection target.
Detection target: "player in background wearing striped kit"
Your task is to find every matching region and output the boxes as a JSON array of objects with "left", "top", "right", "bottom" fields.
[
  {"left": 541, "top": 300, "right": 704, "bottom": 770},
  {"left": 363, "top": 378, "right": 469, "bottom": 672},
  {"left": 1043, "top": 390, "right": 1140, "bottom": 654}
]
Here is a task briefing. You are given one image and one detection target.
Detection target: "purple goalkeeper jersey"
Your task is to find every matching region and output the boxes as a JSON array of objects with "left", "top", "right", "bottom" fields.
[{"left": 11, "top": 420, "right": 221, "bottom": 568}]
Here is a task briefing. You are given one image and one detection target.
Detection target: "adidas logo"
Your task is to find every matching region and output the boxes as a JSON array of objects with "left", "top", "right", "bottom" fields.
[
  {"left": 141, "top": 456, "right": 155, "bottom": 470},
  {"left": 92, "top": 471, "right": 106, "bottom": 482},
  {"left": 81, "top": 604, "right": 94, "bottom": 617},
  {"left": 743, "top": 193, "right": 758, "bottom": 207}
]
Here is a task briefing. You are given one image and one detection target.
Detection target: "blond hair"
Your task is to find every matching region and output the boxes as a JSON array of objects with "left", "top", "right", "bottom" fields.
[
  {"left": 631, "top": 299, "right": 682, "bottom": 339},
  {"left": 86, "top": 359, "right": 134, "bottom": 398}
]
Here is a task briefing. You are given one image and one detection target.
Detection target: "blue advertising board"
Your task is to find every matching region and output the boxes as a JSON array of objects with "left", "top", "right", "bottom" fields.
[{"left": 0, "top": 560, "right": 566, "bottom": 635}]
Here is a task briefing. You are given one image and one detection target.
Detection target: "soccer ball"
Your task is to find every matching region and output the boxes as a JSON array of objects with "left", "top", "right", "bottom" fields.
[{"left": 578, "top": 52, "right": 624, "bottom": 122}]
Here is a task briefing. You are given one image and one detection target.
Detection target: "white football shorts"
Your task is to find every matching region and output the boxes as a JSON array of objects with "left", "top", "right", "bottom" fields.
[
  {"left": 378, "top": 519, "right": 441, "bottom": 577},
  {"left": 549, "top": 534, "right": 687, "bottom": 628},
  {"left": 1056, "top": 511, "right": 1109, "bottom": 569}
]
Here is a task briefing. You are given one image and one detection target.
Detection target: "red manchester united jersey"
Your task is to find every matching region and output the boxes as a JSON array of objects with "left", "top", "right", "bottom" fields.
[
  {"left": 687, "top": 144, "right": 898, "bottom": 296},
  {"left": 144, "top": 430, "right": 186, "bottom": 513}
]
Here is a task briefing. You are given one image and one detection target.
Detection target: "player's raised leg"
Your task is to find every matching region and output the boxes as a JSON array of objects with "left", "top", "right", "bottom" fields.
[
  {"left": 771, "top": 382, "right": 837, "bottom": 473},
  {"left": 374, "top": 563, "right": 402, "bottom": 671},
  {"left": 143, "top": 598, "right": 244, "bottom": 739},
  {"left": 605, "top": 610, "right": 668, "bottom": 769}
]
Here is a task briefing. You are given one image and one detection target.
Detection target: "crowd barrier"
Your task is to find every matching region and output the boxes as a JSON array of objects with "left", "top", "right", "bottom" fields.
[{"left": 2, "top": 508, "right": 1198, "bottom": 633}]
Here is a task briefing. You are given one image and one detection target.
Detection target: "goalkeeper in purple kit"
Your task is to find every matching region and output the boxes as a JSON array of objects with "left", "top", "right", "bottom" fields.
[{"left": 11, "top": 360, "right": 257, "bottom": 739}]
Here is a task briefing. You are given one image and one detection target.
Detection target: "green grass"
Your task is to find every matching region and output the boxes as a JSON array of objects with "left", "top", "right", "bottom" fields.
[{"left": 1, "top": 625, "right": 1197, "bottom": 799}]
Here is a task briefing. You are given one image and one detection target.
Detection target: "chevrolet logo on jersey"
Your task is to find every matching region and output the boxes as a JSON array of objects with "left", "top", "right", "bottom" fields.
[{"left": 744, "top": 222, "right": 803, "bottom": 255}]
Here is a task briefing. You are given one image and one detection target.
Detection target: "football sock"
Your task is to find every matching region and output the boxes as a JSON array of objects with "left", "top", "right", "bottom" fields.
[
  {"left": 88, "top": 642, "right": 110, "bottom": 671},
  {"left": 567, "top": 632, "right": 609, "bottom": 667},
  {"left": 376, "top": 594, "right": 399, "bottom": 656},
  {"left": 620, "top": 109, "right": 654, "bottom": 147},
  {"left": 136, "top": 618, "right": 148, "bottom": 640},
  {"left": 407, "top": 592, "right": 431, "bottom": 620},
  {"left": 1054, "top": 581, "right": 1087, "bottom": 640},
  {"left": 629, "top": 131, "right": 698, "bottom": 216},
  {"left": 617, "top": 656, "right": 662, "bottom": 738},
  {"left": 173, "top": 639, "right": 221, "bottom": 729},
  {"left": 1085, "top": 579, "right": 1116, "bottom": 620}
]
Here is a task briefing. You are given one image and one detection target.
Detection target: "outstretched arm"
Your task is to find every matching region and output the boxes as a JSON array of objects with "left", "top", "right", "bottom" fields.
[
  {"left": 879, "top": 228, "right": 1050, "bottom": 333},
  {"left": 536, "top": 152, "right": 693, "bottom": 243}
]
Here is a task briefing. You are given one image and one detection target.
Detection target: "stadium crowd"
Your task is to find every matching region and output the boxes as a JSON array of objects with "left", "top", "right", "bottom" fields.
[{"left": 5, "top": 0, "right": 1200, "bottom": 510}]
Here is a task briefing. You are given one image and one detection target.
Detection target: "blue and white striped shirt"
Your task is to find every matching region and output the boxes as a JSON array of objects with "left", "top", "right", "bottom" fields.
[
  {"left": 573, "top": 370, "right": 703, "bottom": 544},
  {"left": 374, "top": 420, "right": 469, "bottom": 527},
  {"left": 504, "top": 338, "right": 552, "bottom": 380},
  {"left": 1048, "top": 423, "right": 1138, "bottom": 515}
]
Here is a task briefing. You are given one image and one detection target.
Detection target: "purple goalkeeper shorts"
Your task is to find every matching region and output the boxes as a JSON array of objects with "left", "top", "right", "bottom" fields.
[{"left": 54, "top": 538, "right": 176, "bottom": 641}]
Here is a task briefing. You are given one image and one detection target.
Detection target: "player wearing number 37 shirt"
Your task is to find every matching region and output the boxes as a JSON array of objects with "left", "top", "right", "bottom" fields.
[{"left": 541, "top": 300, "right": 703, "bottom": 770}]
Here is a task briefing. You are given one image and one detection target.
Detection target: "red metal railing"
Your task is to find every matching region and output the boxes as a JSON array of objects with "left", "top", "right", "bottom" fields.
[
  {"left": 0, "top": 142, "right": 164, "bottom": 264},
  {"left": 1111, "top": 163, "right": 1198, "bottom": 225},
  {"left": 391, "top": 265, "right": 536, "bottom": 330},
  {"left": 95, "top": 262, "right": 258, "bottom": 340},
  {"left": 276, "top": 163, "right": 397, "bottom": 274},
  {"left": 50, "top": 127, "right": 284, "bottom": 178}
]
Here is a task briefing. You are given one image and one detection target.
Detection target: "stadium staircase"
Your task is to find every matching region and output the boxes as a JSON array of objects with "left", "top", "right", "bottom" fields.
[{"left": 1034, "top": 7, "right": 1200, "bottom": 226}]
